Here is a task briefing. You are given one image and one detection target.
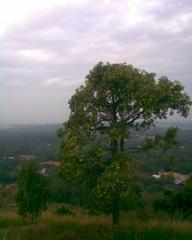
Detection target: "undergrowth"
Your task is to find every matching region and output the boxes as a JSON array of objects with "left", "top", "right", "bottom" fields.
[{"left": 0, "top": 209, "right": 192, "bottom": 240}]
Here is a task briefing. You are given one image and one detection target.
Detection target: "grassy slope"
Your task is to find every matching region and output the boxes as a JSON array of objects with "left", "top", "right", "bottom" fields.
[{"left": 0, "top": 207, "right": 192, "bottom": 240}]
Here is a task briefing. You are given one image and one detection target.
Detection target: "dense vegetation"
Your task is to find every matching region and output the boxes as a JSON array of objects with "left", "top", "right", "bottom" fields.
[
  {"left": 0, "top": 123, "right": 192, "bottom": 238},
  {"left": 0, "top": 124, "right": 60, "bottom": 184},
  {"left": 0, "top": 123, "right": 192, "bottom": 184},
  {"left": 0, "top": 63, "right": 192, "bottom": 238}
]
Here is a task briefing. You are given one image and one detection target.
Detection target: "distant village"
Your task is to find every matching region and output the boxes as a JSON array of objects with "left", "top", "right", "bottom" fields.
[
  {"left": 152, "top": 171, "right": 188, "bottom": 185},
  {"left": 3, "top": 154, "right": 60, "bottom": 177},
  {"left": 3, "top": 153, "right": 188, "bottom": 186}
]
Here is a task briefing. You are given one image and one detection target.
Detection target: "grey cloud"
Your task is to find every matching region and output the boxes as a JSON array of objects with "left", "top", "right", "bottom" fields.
[{"left": 1, "top": 0, "right": 192, "bottom": 124}]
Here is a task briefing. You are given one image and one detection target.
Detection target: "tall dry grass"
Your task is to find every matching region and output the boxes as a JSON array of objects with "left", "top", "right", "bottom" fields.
[{"left": 0, "top": 208, "right": 192, "bottom": 240}]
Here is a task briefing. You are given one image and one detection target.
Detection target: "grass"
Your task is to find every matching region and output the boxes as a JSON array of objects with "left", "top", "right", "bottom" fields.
[
  {"left": 114, "top": 220, "right": 192, "bottom": 240},
  {"left": 0, "top": 207, "right": 192, "bottom": 239}
]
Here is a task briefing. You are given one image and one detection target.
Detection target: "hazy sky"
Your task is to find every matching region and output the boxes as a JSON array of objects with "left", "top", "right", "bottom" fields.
[{"left": 1, "top": 0, "right": 192, "bottom": 124}]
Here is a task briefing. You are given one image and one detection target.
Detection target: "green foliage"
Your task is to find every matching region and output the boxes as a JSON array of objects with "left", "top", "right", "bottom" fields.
[
  {"left": 144, "top": 127, "right": 179, "bottom": 151},
  {"left": 186, "top": 173, "right": 192, "bottom": 190},
  {"left": 92, "top": 154, "right": 142, "bottom": 214},
  {"left": 57, "top": 62, "right": 191, "bottom": 224},
  {"left": 15, "top": 161, "right": 51, "bottom": 222},
  {"left": 153, "top": 174, "right": 192, "bottom": 217},
  {"left": 54, "top": 206, "right": 73, "bottom": 216},
  {"left": 143, "top": 127, "right": 180, "bottom": 172}
]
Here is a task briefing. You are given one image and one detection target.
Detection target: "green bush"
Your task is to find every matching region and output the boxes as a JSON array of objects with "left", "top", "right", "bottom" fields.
[
  {"left": 153, "top": 175, "right": 192, "bottom": 217},
  {"left": 55, "top": 206, "right": 73, "bottom": 216}
]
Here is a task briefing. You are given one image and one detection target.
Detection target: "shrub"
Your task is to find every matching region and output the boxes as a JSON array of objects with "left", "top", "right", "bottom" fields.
[
  {"left": 153, "top": 175, "right": 192, "bottom": 217},
  {"left": 55, "top": 206, "right": 73, "bottom": 216}
]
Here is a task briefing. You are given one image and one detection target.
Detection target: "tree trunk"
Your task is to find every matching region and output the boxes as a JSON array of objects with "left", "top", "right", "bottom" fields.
[
  {"left": 120, "top": 138, "right": 124, "bottom": 151},
  {"left": 111, "top": 139, "right": 118, "bottom": 157},
  {"left": 112, "top": 207, "right": 120, "bottom": 225},
  {"left": 111, "top": 94, "right": 120, "bottom": 225},
  {"left": 112, "top": 193, "right": 120, "bottom": 225}
]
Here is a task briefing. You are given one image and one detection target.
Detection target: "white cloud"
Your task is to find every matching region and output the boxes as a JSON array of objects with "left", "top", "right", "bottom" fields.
[
  {"left": 44, "top": 77, "right": 65, "bottom": 86},
  {"left": 44, "top": 76, "right": 81, "bottom": 87},
  {"left": 0, "top": 0, "right": 86, "bottom": 35},
  {"left": 17, "top": 49, "right": 57, "bottom": 62}
]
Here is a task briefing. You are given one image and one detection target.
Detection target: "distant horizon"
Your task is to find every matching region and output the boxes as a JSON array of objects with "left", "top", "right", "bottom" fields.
[{"left": 1, "top": 117, "right": 191, "bottom": 130}]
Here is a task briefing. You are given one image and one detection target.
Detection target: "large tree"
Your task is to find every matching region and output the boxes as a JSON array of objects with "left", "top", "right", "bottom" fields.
[{"left": 58, "top": 62, "right": 191, "bottom": 224}]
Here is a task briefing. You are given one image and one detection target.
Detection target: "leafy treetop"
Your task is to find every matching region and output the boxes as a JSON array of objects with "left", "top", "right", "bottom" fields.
[{"left": 57, "top": 62, "right": 191, "bottom": 225}]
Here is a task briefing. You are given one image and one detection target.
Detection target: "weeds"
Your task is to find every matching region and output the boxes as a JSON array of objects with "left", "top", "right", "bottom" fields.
[{"left": 0, "top": 209, "right": 192, "bottom": 239}]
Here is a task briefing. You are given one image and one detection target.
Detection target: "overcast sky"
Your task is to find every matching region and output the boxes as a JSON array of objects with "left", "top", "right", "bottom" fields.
[{"left": 1, "top": 0, "right": 192, "bottom": 125}]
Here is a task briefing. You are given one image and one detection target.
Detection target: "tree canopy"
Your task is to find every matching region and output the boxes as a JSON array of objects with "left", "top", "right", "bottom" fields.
[{"left": 58, "top": 62, "right": 191, "bottom": 224}]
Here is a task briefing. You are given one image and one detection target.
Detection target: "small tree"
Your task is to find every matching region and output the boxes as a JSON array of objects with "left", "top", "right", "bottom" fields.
[
  {"left": 58, "top": 62, "right": 191, "bottom": 225},
  {"left": 143, "top": 127, "right": 180, "bottom": 172},
  {"left": 15, "top": 161, "right": 50, "bottom": 222}
]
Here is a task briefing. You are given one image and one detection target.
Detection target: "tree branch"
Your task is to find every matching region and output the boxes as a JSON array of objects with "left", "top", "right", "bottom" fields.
[{"left": 126, "top": 110, "right": 144, "bottom": 124}]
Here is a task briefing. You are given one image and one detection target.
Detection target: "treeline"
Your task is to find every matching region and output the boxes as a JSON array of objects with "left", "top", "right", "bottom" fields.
[{"left": 0, "top": 126, "right": 192, "bottom": 184}]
